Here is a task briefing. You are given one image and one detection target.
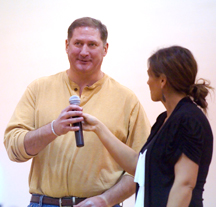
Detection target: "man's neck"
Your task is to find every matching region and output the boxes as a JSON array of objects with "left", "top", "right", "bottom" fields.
[{"left": 66, "top": 69, "right": 104, "bottom": 95}]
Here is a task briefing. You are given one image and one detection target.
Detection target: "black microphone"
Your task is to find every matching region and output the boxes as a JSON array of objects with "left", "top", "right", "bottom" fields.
[{"left": 69, "top": 95, "right": 84, "bottom": 147}]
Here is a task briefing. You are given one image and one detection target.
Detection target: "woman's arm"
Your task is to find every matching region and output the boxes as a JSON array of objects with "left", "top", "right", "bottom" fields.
[
  {"left": 167, "top": 153, "right": 199, "bottom": 207},
  {"left": 82, "top": 113, "right": 139, "bottom": 175}
]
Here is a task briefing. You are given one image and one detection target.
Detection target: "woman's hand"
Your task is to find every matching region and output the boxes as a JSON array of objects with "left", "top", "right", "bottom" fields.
[{"left": 82, "top": 113, "right": 100, "bottom": 132}]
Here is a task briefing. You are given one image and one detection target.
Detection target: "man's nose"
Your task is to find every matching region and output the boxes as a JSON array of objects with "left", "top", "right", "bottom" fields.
[{"left": 80, "top": 45, "right": 89, "bottom": 56}]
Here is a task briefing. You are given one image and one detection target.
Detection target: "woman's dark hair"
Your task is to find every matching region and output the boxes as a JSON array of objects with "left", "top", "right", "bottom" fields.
[
  {"left": 148, "top": 45, "right": 213, "bottom": 112},
  {"left": 67, "top": 17, "right": 108, "bottom": 45}
]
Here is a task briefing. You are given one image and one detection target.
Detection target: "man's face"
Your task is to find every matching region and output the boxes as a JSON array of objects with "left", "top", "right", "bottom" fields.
[{"left": 66, "top": 27, "right": 108, "bottom": 75}]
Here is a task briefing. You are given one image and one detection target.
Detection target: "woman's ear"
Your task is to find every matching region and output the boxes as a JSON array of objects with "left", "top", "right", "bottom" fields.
[{"left": 160, "top": 74, "right": 167, "bottom": 88}]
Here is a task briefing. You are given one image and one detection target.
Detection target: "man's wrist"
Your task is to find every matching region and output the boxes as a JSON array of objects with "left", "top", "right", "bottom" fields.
[{"left": 51, "top": 120, "right": 59, "bottom": 136}]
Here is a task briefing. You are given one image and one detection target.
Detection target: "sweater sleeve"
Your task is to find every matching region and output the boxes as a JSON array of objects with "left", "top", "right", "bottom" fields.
[
  {"left": 125, "top": 101, "right": 151, "bottom": 152},
  {"left": 124, "top": 100, "right": 151, "bottom": 177},
  {"left": 4, "top": 82, "right": 37, "bottom": 162}
]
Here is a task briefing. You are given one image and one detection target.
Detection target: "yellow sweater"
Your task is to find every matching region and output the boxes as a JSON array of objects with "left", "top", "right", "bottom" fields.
[{"left": 4, "top": 71, "right": 151, "bottom": 198}]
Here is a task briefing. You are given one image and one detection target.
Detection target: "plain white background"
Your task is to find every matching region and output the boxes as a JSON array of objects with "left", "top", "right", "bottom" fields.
[{"left": 0, "top": 0, "right": 215, "bottom": 206}]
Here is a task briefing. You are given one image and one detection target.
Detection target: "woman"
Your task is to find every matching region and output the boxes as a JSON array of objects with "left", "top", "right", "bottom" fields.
[{"left": 80, "top": 46, "right": 213, "bottom": 206}]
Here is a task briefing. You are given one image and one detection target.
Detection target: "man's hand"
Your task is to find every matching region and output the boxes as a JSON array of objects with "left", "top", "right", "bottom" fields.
[
  {"left": 74, "top": 195, "right": 109, "bottom": 207},
  {"left": 24, "top": 104, "right": 83, "bottom": 155},
  {"left": 53, "top": 104, "right": 83, "bottom": 136}
]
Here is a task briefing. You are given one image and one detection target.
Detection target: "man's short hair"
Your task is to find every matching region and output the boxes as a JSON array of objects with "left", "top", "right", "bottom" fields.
[{"left": 67, "top": 17, "right": 108, "bottom": 45}]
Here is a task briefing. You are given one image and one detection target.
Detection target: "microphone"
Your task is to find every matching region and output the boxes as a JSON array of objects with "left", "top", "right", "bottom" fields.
[{"left": 69, "top": 95, "right": 84, "bottom": 147}]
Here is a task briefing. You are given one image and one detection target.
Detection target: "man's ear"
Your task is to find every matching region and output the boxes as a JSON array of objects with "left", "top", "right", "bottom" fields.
[
  {"left": 65, "top": 39, "right": 69, "bottom": 53},
  {"left": 103, "top": 43, "right": 109, "bottom": 57}
]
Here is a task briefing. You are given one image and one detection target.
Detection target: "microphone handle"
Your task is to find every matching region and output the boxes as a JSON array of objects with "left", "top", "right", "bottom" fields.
[{"left": 73, "top": 121, "right": 84, "bottom": 147}]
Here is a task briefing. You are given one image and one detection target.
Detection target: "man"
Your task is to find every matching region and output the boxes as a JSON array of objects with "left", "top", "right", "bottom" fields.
[{"left": 4, "top": 17, "right": 151, "bottom": 207}]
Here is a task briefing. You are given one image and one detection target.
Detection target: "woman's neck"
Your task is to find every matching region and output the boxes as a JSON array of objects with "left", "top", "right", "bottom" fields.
[{"left": 163, "top": 93, "right": 186, "bottom": 119}]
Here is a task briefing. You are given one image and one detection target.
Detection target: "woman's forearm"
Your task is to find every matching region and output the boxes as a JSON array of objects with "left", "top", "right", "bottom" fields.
[
  {"left": 167, "top": 184, "right": 193, "bottom": 207},
  {"left": 95, "top": 121, "right": 138, "bottom": 175}
]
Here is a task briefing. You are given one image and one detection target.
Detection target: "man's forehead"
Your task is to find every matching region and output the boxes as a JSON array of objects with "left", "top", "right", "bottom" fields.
[
  {"left": 71, "top": 27, "right": 101, "bottom": 41},
  {"left": 73, "top": 26, "right": 99, "bottom": 34}
]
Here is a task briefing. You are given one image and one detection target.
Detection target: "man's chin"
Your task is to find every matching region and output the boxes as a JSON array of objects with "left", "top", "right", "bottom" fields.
[{"left": 76, "top": 66, "right": 92, "bottom": 72}]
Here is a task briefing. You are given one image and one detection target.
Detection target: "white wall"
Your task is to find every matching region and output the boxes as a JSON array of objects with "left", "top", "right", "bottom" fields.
[{"left": 0, "top": 0, "right": 216, "bottom": 206}]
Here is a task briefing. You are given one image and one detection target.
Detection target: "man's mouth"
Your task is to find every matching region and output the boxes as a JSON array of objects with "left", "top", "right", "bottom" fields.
[{"left": 78, "top": 59, "right": 91, "bottom": 63}]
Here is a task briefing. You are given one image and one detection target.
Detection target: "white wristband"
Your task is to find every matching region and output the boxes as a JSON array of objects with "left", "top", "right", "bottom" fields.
[{"left": 51, "top": 120, "right": 59, "bottom": 136}]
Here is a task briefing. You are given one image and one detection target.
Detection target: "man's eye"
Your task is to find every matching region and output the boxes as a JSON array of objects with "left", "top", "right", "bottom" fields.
[
  {"left": 75, "top": 42, "right": 81, "bottom": 46},
  {"left": 89, "top": 43, "right": 96, "bottom": 47}
]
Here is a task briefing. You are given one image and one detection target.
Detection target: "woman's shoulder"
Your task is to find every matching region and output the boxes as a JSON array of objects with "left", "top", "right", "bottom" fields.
[{"left": 173, "top": 97, "right": 210, "bottom": 127}]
